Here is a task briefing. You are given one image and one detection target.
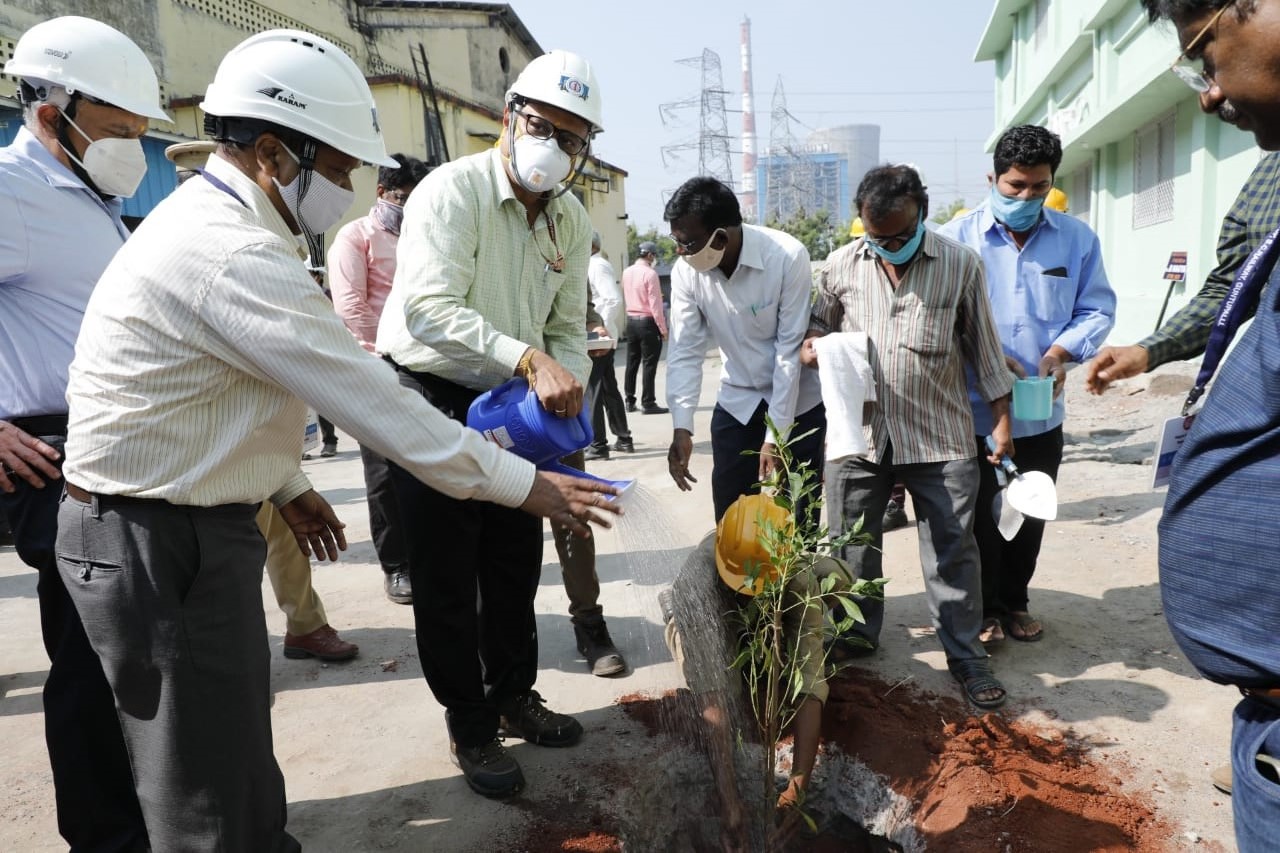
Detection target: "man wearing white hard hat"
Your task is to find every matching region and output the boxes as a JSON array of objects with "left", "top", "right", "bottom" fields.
[
  {"left": 0, "top": 16, "right": 166, "bottom": 850},
  {"left": 376, "top": 49, "right": 616, "bottom": 798},
  {"left": 57, "top": 32, "right": 618, "bottom": 850}
]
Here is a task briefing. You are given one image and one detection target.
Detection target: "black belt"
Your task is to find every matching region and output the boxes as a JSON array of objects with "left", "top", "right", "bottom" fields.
[
  {"left": 65, "top": 482, "right": 162, "bottom": 508},
  {"left": 9, "top": 414, "right": 68, "bottom": 436},
  {"left": 1242, "top": 687, "right": 1280, "bottom": 712}
]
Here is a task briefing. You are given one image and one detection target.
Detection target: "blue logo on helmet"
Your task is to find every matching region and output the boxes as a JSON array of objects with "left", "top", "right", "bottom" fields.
[{"left": 558, "top": 75, "right": 589, "bottom": 100}]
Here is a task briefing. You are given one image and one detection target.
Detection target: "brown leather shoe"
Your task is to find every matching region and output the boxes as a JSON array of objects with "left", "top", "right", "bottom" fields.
[{"left": 284, "top": 625, "right": 359, "bottom": 661}]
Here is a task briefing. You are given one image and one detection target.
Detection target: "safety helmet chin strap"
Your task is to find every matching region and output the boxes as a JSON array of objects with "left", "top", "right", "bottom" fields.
[{"left": 291, "top": 138, "right": 324, "bottom": 264}]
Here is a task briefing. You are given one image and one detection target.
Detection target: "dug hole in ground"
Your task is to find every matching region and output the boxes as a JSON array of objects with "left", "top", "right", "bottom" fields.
[{"left": 0, "top": 357, "right": 1237, "bottom": 851}]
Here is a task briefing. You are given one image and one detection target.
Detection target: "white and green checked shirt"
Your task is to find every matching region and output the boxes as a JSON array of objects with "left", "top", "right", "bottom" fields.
[
  {"left": 810, "top": 230, "right": 1013, "bottom": 466},
  {"left": 377, "top": 148, "right": 592, "bottom": 390}
]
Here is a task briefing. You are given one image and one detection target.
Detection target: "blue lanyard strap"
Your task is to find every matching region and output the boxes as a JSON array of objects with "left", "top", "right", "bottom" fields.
[
  {"left": 199, "top": 169, "right": 248, "bottom": 209},
  {"left": 1183, "top": 226, "right": 1280, "bottom": 415}
]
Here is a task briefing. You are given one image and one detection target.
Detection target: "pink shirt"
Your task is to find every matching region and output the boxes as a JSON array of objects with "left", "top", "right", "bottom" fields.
[
  {"left": 328, "top": 213, "right": 398, "bottom": 352},
  {"left": 621, "top": 259, "right": 667, "bottom": 336}
]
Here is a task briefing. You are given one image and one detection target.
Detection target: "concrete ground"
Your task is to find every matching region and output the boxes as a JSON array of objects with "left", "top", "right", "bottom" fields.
[{"left": 0, "top": 356, "right": 1238, "bottom": 851}]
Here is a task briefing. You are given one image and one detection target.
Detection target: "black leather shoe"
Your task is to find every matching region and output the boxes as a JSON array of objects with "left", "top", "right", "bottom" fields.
[
  {"left": 451, "top": 738, "right": 524, "bottom": 798},
  {"left": 384, "top": 570, "right": 413, "bottom": 605},
  {"left": 641, "top": 405, "right": 669, "bottom": 415},
  {"left": 499, "top": 690, "right": 583, "bottom": 747},
  {"left": 613, "top": 438, "right": 635, "bottom": 453},
  {"left": 584, "top": 444, "right": 610, "bottom": 461},
  {"left": 574, "top": 619, "right": 627, "bottom": 677},
  {"left": 882, "top": 499, "right": 909, "bottom": 531},
  {"left": 625, "top": 401, "right": 637, "bottom": 413}
]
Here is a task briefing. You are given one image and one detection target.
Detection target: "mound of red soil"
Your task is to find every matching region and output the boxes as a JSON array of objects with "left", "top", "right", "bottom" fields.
[
  {"left": 515, "top": 671, "right": 1188, "bottom": 851},
  {"left": 822, "top": 670, "right": 1173, "bottom": 852}
]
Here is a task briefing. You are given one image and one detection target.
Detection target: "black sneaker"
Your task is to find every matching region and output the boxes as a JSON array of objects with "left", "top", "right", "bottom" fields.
[
  {"left": 584, "top": 444, "right": 610, "bottom": 461},
  {"left": 625, "top": 400, "right": 637, "bottom": 413},
  {"left": 613, "top": 438, "right": 635, "bottom": 453},
  {"left": 574, "top": 620, "right": 627, "bottom": 677},
  {"left": 882, "top": 498, "right": 908, "bottom": 531},
  {"left": 450, "top": 738, "right": 524, "bottom": 798},
  {"left": 499, "top": 690, "right": 583, "bottom": 747}
]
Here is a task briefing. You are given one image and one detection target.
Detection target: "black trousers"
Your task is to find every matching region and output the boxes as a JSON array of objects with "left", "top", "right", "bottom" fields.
[
  {"left": 623, "top": 316, "right": 663, "bottom": 409},
  {"left": 587, "top": 348, "right": 631, "bottom": 447},
  {"left": 710, "top": 401, "right": 827, "bottom": 530},
  {"left": 973, "top": 426, "right": 1064, "bottom": 617},
  {"left": 359, "top": 443, "right": 407, "bottom": 575},
  {"left": 318, "top": 415, "right": 336, "bottom": 446},
  {"left": 387, "top": 367, "right": 543, "bottom": 748},
  {"left": 0, "top": 426, "right": 147, "bottom": 852}
]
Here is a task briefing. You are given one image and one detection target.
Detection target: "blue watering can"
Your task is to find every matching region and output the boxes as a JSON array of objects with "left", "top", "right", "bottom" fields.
[{"left": 467, "top": 377, "right": 635, "bottom": 499}]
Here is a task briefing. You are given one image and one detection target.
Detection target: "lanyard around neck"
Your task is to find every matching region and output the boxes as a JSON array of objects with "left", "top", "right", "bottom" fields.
[{"left": 1183, "top": 226, "right": 1280, "bottom": 415}]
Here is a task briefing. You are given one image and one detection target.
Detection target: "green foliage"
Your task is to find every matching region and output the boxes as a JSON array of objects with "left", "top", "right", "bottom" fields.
[
  {"left": 626, "top": 223, "right": 677, "bottom": 265},
  {"left": 931, "top": 198, "right": 968, "bottom": 225},
  {"left": 763, "top": 209, "right": 855, "bottom": 262},
  {"left": 731, "top": 418, "right": 886, "bottom": 819}
]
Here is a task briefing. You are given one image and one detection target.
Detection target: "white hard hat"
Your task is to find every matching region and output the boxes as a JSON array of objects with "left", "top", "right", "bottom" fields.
[
  {"left": 200, "top": 30, "right": 397, "bottom": 167},
  {"left": 506, "top": 50, "right": 603, "bottom": 134},
  {"left": 4, "top": 16, "right": 168, "bottom": 121}
]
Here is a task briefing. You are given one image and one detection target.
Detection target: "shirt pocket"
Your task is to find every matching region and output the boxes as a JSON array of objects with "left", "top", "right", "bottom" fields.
[
  {"left": 897, "top": 298, "right": 956, "bottom": 356},
  {"left": 744, "top": 295, "right": 778, "bottom": 338},
  {"left": 1029, "top": 270, "right": 1076, "bottom": 326}
]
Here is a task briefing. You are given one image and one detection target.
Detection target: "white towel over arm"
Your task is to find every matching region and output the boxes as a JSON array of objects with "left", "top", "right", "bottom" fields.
[{"left": 813, "top": 332, "right": 874, "bottom": 463}]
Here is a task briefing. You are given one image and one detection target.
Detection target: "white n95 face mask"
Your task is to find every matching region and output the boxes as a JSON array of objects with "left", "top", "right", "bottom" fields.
[
  {"left": 59, "top": 110, "right": 148, "bottom": 198},
  {"left": 511, "top": 134, "right": 572, "bottom": 192},
  {"left": 273, "top": 145, "right": 355, "bottom": 236}
]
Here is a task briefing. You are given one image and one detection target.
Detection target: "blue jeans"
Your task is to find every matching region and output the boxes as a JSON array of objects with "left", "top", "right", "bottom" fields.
[{"left": 1233, "top": 696, "right": 1280, "bottom": 852}]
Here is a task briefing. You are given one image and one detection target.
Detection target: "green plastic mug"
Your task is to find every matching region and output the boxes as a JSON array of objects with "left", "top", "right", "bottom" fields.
[{"left": 1012, "top": 377, "right": 1054, "bottom": 421}]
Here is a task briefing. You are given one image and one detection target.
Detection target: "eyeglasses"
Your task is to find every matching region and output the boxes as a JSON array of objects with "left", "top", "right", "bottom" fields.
[
  {"left": 1169, "top": 2, "right": 1232, "bottom": 94},
  {"left": 669, "top": 228, "right": 724, "bottom": 255},
  {"left": 514, "top": 108, "right": 590, "bottom": 156},
  {"left": 864, "top": 223, "right": 919, "bottom": 251}
]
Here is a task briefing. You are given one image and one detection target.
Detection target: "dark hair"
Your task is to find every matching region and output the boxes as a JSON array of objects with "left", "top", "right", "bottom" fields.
[
  {"left": 1140, "top": 0, "right": 1252, "bottom": 23},
  {"left": 854, "top": 164, "right": 929, "bottom": 222},
  {"left": 663, "top": 176, "right": 743, "bottom": 229},
  {"left": 993, "top": 125, "right": 1062, "bottom": 178},
  {"left": 379, "top": 153, "right": 430, "bottom": 190}
]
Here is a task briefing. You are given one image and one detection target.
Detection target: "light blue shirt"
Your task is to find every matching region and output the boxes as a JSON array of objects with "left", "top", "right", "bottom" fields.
[
  {"left": 0, "top": 126, "right": 129, "bottom": 420},
  {"left": 939, "top": 204, "right": 1115, "bottom": 438}
]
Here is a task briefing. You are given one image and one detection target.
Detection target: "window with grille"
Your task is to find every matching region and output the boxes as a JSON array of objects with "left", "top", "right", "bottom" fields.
[{"left": 1133, "top": 112, "right": 1175, "bottom": 229}]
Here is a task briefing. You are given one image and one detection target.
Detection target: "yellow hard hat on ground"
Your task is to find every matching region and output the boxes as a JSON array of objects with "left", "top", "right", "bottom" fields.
[
  {"left": 1046, "top": 187, "right": 1069, "bottom": 213},
  {"left": 715, "top": 493, "right": 792, "bottom": 595},
  {"left": 849, "top": 217, "right": 866, "bottom": 238}
]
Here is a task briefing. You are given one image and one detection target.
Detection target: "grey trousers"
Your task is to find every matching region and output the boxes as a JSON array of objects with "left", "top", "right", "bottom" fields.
[
  {"left": 826, "top": 450, "right": 986, "bottom": 665},
  {"left": 56, "top": 492, "right": 300, "bottom": 853}
]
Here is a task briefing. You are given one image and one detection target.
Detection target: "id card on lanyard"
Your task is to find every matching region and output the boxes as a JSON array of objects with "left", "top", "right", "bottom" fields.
[{"left": 1152, "top": 226, "right": 1280, "bottom": 488}]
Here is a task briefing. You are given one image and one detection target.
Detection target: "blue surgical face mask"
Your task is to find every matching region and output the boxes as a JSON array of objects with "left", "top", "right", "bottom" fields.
[
  {"left": 867, "top": 215, "right": 925, "bottom": 265},
  {"left": 989, "top": 183, "right": 1046, "bottom": 232}
]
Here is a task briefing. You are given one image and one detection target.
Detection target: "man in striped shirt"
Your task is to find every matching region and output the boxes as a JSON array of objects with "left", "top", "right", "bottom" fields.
[{"left": 803, "top": 164, "right": 1015, "bottom": 710}]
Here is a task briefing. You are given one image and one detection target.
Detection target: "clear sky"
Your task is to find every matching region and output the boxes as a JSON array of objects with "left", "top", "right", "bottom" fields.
[{"left": 510, "top": 0, "right": 999, "bottom": 231}]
